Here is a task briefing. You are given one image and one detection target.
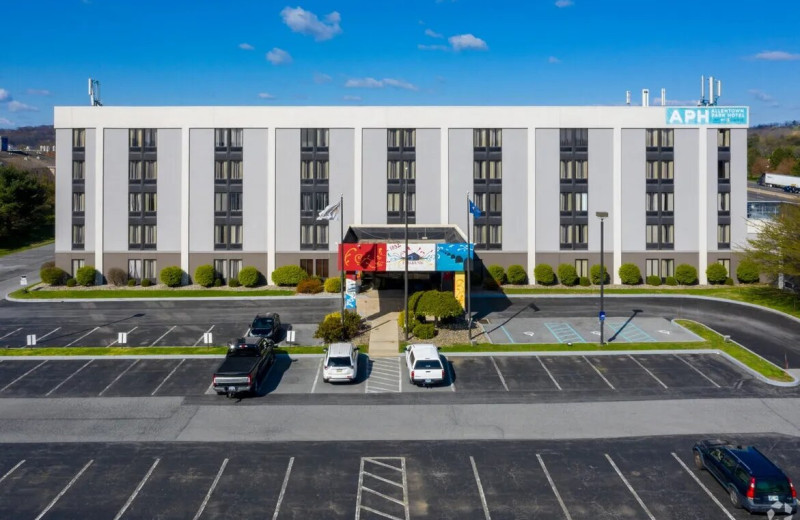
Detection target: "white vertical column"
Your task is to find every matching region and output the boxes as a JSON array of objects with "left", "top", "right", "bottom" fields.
[
  {"left": 440, "top": 127, "right": 448, "bottom": 223},
  {"left": 612, "top": 127, "right": 622, "bottom": 284},
  {"left": 94, "top": 127, "right": 104, "bottom": 275},
  {"left": 353, "top": 126, "right": 362, "bottom": 224},
  {"left": 698, "top": 128, "right": 708, "bottom": 284},
  {"left": 527, "top": 126, "right": 536, "bottom": 282},
  {"left": 266, "top": 127, "right": 276, "bottom": 281},
  {"left": 180, "top": 126, "right": 190, "bottom": 278}
]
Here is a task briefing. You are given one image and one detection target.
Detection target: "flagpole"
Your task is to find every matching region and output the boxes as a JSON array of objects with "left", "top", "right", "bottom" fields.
[
  {"left": 340, "top": 193, "right": 344, "bottom": 329},
  {"left": 466, "top": 192, "right": 472, "bottom": 338},
  {"left": 403, "top": 164, "right": 409, "bottom": 341}
]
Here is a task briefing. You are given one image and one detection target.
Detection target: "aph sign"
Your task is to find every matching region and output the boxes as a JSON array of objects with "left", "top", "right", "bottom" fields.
[{"left": 666, "top": 107, "right": 748, "bottom": 126}]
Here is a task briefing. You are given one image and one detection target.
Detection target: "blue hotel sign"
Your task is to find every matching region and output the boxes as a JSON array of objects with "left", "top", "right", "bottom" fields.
[{"left": 666, "top": 107, "right": 748, "bottom": 126}]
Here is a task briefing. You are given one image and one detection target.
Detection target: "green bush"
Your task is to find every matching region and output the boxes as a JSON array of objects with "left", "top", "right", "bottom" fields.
[
  {"left": 557, "top": 264, "right": 579, "bottom": 286},
  {"left": 706, "top": 263, "right": 728, "bottom": 285},
  {"left": 66, "top": 278, "right": 77, "bottom": 287},
  {"left": 737, "top": 259, "right": 760, "bottom": 284},
  {"left": 324, "top": 277, "right": 341, "bottom": 293},
  {"left": 296, "top": 278, "right": 324, "bottom": 294},
  {"left": 314, "top": 310, "right": 362, "bottom": 343},
  {"left": 665, "top": 276, "right": 678, "bottom": 286},
  {"left": 106, "top": 267, "right": 128, "bottom": 287},
  {"left": 534, "top": 263, "right": 556, "bottom": 285},
  {"left": 76, "top": 266, "right": 97, "bottom": 287},
  {"left": 675, "top": 264, "right": 698, "bottom": 285},
  {"left": 409, "top": 291, "right": 425, "bottom": 314},
  {"left": 271, "top": 265, "right": 309, "bottom": 286},
  {"left": 506, "top": 265, "right": 528, "bottom": 285},
  {"left": 412, "top": 323, "right": 436, "bottom": 339},
  {"left": 40, "top": 260, "right": 55, "bottom": 270},
  {"left": 214, "top": 278, "right": 223, "bottom": 287},
  {"left": 40, "top": 266, "right": 68, "bottom": 285},
  {"left": 646, "top": 275, "right": 662, "bottom": 286},
  {"left": 579, "top": 276, "right": 591, "bottom": 286},
  {"left": 228, "top": 278, "right": 241, "bottom": 288},
  {"left": 618, "top": 263, "right": 642, "bottom": 285},
  {"left": 238, "top": 266, "right": 261, "bottom": 288},
  {"left": 159, "top": 266, "right": 184, "bottom": 287},
  {"left": 141, "top": 278, "right": 152, "bottom": 287},
  {"left": 590, "top": 264, "right": 609, "bottom": 285},
  {"left": 725, "top": 277, "right": 735, "bottom": 286},
  {"left": 127, "top": 278, "right": 136, "bottom": 287},
  {"left": 194, "top": 264, "right": 216, "bottom": 287},
  {"left": 416, "top": 290, "right": 463, "bottom": 323},
  {"left": 487, "top": 264, "right": 506, "bottom": 285},
  {"left": 398, "top": 311, "right": 420, "bottom": 332}
]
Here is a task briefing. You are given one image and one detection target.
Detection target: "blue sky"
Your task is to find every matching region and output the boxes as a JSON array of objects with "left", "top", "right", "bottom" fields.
[{"left": 1, "top": 0, "right": 799, "bottom": 128}]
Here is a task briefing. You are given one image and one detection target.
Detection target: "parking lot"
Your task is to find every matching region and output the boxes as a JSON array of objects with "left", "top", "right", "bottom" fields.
[
  {"left": 0, "top": 435, "right": 797, "bottom": 519},
  {"left": 0, "top": 351, "right": 759, "bottom": 399}
]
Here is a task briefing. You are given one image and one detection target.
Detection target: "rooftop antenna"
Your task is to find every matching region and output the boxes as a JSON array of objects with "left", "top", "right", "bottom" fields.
[
  {"left": 661, "top": 88, "right": 666, "bottom": 106},
  {"left": 625, "top": 90, "right": 631, "bottom": 106},
  {"left": 88, "top": 78, "right": 102, "bottom": 106},
  {"left": 698, "top": 75, "right": 722, "bottom": 106}
]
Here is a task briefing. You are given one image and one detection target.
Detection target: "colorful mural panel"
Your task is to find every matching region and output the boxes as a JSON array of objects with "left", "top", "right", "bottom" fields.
[
  {"left": 385, "top": 243, "right": 436, "bottom": 271},
  {"left": 435, "top": 243, "right": 473, "bottom": 272},
  {"left": 340, "top": 243, "right": 387, "bottom": 271}
]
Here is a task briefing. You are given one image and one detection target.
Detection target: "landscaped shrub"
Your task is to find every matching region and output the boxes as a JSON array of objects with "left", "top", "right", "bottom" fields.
[
  {"left": 106, "top": 267, "right": 127, "bottom": 287},
  {"left": 238, "top": 266, "right": 261, "bottom": 288},
  {"left": 618, "top": 263, "right": 642, "bottom": 285},
  {"left": 416, "top": 290, "right": 463, "bottom": 325},
  {"left": 271, "top": 265, "right": 309, "bottom": 286},
  {"left": 413, "top": 323, "right": 436, "bottom": 339},
  {"left": 725, "top": 277, "right": 735, "bottom": 286},
  {"left": 590, "top": 264, "right": 609, "bottom": 285},
  {"left": 737, "top": 259, "right": 760, "bottom": 284},
  {"left": 398, "top": 311, "right": 420, "bottom": 332},
  {"left": 557, "top": 263, "right": 579, "bottom": 286},
  {"left": 40, "top": 261, "right": 55, "bottom": 270},
  {"left": 324, "top": 277, "right": 341, "bottom": 293},
  {"left": 40, "top": 265, "right": 68, "bottom": 285},
  {"left": 706, "top": 263, "right": 728, "bottom": 285},
  {"left": 579, "top": 276, "right": 591, "bottom": 286},
  {"left": 127, "top": 278, "right": 136, "bottom": 287},
  {"left": 314, "top": 310, "right": 362, "bottom": 343},
  {"left": 507, "top": 265, "right": 528, "bottom": 285},
  {"left": 159, "top": 266, "right": 184, "bottom": 287},
  {"left": 76, "top": 266, "right": 97, "bottom": 287},
  {"left": 228, "top": 278, "right": 241, "bottom": 287},
  {"left": 487, "top": 264, "right": 506, "bottom": 285},
  {"left": 675, "top": 264, "right": 698, "bottom": 285},
  {"left": 408, "top": 291, "right": 425, "bottom": 315},
  {"left": 194, "top": 264, "right": 216, "bottom": 287},
  {"left": 296, "top": 278, "right": 324, "bottom": 294},
  {"left": 665, "top": 276, "right": 678, "bottom": 286},
  {"left": 66, "top": 278, "right": 77, "bottom": 287},
  {"left": 646, "top": 275, "right": 662, "bottom": 286},
  {"left": 214, "top": 278, "right": 223, "bottom": 287},
  {"left": 534, "top": 263, "right": 556, "bottom": 285},
  {"left": 141, "top": 278, "right": 152, "bottom": 287}
]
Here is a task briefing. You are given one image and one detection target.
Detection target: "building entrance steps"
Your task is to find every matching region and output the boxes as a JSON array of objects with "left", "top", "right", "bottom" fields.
[{"left": 368, "top": 312, "right": 401, "bottom": 358}]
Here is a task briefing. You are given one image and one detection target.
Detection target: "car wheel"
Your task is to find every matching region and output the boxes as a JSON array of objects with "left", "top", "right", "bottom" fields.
[
  {"left": 729, "top": 486, "right": 742, "bottom": 509},
  {"left": 323, "top": 377, "right": 329, "bottom": 383},
  {"left": 693, "top": 451, "right": 704, "bottom": 470}
]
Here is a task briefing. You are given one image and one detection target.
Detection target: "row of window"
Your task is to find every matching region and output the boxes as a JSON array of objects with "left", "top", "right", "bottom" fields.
[
  {"left": 129, "top": 193, "right": 157, "bottom": 213},
  {"left": 388, "top": 129, "right": 416, "bottom": 148},
  {"left": 129, "top": 129, "right": 157, "bottom": 149},
  {"left": 215, "top": 129, "right": 243, "bottom": 149},
  {"left": 129, "top": 161, "right": 158, "bottom": 181},
  {"left": 474, "top": 129, "right": 502, "bottom": 148}
]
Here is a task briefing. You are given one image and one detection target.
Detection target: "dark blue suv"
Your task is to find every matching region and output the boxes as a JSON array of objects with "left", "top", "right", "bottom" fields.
[{"left": 694, "top": 439, "right": 797, "bottom": 514}]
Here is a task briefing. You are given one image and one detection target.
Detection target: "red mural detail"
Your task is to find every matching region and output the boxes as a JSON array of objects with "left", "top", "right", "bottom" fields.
[{"left": 340, "top": 244, "right": 387, "bottom": 272}]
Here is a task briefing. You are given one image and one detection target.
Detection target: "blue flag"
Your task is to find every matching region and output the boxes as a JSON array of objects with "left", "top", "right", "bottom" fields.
[{"left": 469, "top": 199, "right": 483, "bottom": 218}]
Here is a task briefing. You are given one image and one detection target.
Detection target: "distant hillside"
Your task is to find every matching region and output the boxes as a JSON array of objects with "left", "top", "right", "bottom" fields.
[
  {"left": 748, "top": 121, "right": 800, "bottom": 178},
  {"left": 0, "top": 125, "right": 55, "bottom": 149}
]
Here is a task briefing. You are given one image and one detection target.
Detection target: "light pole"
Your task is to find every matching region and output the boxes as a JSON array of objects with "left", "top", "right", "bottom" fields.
[
  {"left": 596, "top": 211, "right": 608, "bottom": 345},
  {"left": 403, "top": 162, "right": 409, "bottom": 341}
]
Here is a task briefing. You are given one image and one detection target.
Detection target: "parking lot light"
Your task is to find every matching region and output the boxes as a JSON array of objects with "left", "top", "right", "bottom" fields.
[{"left": 596, "top": 211, "right": 609, "bottom": 346}]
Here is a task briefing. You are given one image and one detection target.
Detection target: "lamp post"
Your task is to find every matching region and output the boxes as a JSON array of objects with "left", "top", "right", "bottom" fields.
[
  {"left": 596, "top": 211, "right": 608, "bottom": 345},
  {"left": 403, "top": 162, "right": 409, "bottom": 341}
]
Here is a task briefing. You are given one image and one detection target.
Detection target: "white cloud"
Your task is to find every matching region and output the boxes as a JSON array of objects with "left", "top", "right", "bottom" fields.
[
  {"left": 258, "top": 92, "right": 275, "bottom": 99},
  {"left": 555, "top": 0, "right": 574, "bottom": 6},
  {"left": 343, "top": 95, "right": 362, "bottom": 101},
  {"left": 425, "top": 28, "right": 443, "bottom": 39},
  {"left": 0, "top": 89, "right": 10, "bottom": 102},
  {"left": 345, "top": 77, "right": 418, "bottom": 90},
  {"left": 0, "top": 117, "right": 13, "bottom": 126},
  {"left": 239, "top": 43, "right": 254, "bottom": 50},
  {"left": 418, "top": 44, "right": 450, "bottom": 51},
  {"left": 26, "top": 89, "right": 51, "bottom": 96},
  {"left": 548, "top": 56, "right": 561, "bottom": 63},
  {"left": 753, "top": 50, "right": 800, "bottom": 61},
  {"left": 749, "top": 89, "right": 780, "bottom": 107},
  {"left": 266, "top": 47, "right": 292, "bottom": 65},
  {"left": 314, "top": 72, "right": 332, "bottom": 84},
  {"left": 8, "top": 101, "right": 37, "bottom": 112},
  {"left": 448, "top": 34, "right": 487, "bottom": 51},
  {"left": 280, "top": 6, "right": 342, "bottom": 41}
]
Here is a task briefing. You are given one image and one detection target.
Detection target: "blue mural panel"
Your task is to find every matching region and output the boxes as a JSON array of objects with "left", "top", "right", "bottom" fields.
[{"left": 436, "top": 243, "right": 473, "bottom": 272}]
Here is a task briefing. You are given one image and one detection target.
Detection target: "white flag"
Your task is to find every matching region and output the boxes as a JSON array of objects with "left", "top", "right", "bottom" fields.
[{"left": 316, "top": 200, "right": 341, "bottom": 221}]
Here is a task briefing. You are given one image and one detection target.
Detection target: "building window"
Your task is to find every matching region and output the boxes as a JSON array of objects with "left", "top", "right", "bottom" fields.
[
  {"left": 316, "top": 259, "right": 329, "bottom": 278},
  {"left": 718, "top": 160, "right": 730, "bottom": 182},
  {"left": 129, "top": 129, "right": 157, "bottom": 149},
  {"left": 717, "top": 224, "right": 731, "bottom": 248},
  {"left": 560, "top": 192, "right": 588, "bottom": 215},
  {"left": 474, "top": 129, "right": 502, "bottom": 148},
  {"left": 646, "top": 259, "right": 659, "bottom": 278},
  {"left": 144, "top": 193, "right": 157, "bottom": 213},
  {"left": 475, "top": 192, "right": 502, "bottom": 215},
  {"left": 387, "top": 192, "right": 416, "bottom": 214},
  {"left": 144, "top": 161, "right": 157, "bottom": 181},
  {"left": 718, "top": 258, "right": 731, "bottom": 275},
  {"left": 72, "top": 160, "right": 85, "bottom": 180},
  {"left": 560, "top": 128, "right": 588, "bottom": 150},
  {"left": 647, "top": 192, "right": 674, "bottom": 214},
  {"left": 129, "top": 161, "right": 143, "bottom": 181},
  {"left": 301, "top": 128, "right": 329, "bottom": 149},
  {"left": 646, "top": 129, "right": 674, "bottom": 149},
  {"left": 717, "top": 192, "right": 730, "bottom": 213},
  {"left": 646, "top": 160, "right": 674, "bottom": 182},
  {"left": 144, "top": 225, "right": 157, "bottom": 246},
  {"left": 72, "top": 129, "right": 85, "bottom": 149},
  {"left": 717, "top": 129, "right": 730, "bottom": 149},
  {"left": 388, "top": 129, "right": 415, "bottom": 149},
  {"left": 575, "top": 259, "right": 588, "bottom": 278},
  {"left": 646, "top": 224, "right": 674, "bottom": 249},
  {"left": 661, "top": 259, "right": 674, "bottom": 278},
  {"left": 143, "top": 259, "right": 157, "bottom": 279},
  {"left": 129, "top": 225, "right": 142, "bottom": 246},
  {"left": 230, "top": 224, "right": 242, "bottom": 245},
  {"left": 474, "top": 160, "right": 502, "bottom": 181},
  {"left": 72, "top": 224, "right": 85, "bottom": 247},
  {"left": 214, "top": 192, "right": 228, "bottom": 214},
  {"left": 229, "top": 192, "right": 242, "bottom": 213},
  {"left": 301, "top": 224, "right": 329, "bottom": 249},
  {"left": 229, "top": 259, "right": 242, "bottom": 280},
  {"left": 301, "top": 159, "right": 329, "bottom": 182},
  {"left": 300, "top": 259, "right": 313, "bottom": 275},
  {"left": 215, "top": 128, "right": 243, "bottom": 149},
  {"left": 128, "top": 259, "right": 142, "bottom": 279},
  {"left": 72, "top": 192, "right": 85, "bottom": 213},
  {"left": 560, "top": 160, "right": 588, "bottom": 182},
  {"left": 388, "top": 160, "right": 415, "bottom": 181},
  {"left": 560, "top": 224, "right": 588, "bottom": 248},
  {"left": 71, "top": 259, "right": 85, "bottom": 276}
]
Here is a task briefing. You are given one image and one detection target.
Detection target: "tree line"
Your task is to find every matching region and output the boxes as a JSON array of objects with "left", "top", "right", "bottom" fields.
[
  {"left": 0, "top": 165, "right": 54, "bottom": 247},
  {"left": 748, "top": 125, "right": 800, "bottom": 178}
]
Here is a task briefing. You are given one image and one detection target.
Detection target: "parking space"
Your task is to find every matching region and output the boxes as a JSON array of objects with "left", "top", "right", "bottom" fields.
[
  {"left": 631, "top": 355, "right": 724, "bottom": 389},
  {"left": 0, "top": 437, "right": 784, "bottom": 519}
]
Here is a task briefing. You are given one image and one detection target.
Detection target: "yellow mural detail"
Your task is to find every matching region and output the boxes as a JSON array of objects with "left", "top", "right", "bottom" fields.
[{"left": 454, "top": 272, "right": 465, "bottom": 309}]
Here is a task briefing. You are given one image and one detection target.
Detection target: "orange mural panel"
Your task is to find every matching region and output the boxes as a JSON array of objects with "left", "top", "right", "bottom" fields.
[{"left": 340, "top": 244, "right": 387, "bottom": 272}]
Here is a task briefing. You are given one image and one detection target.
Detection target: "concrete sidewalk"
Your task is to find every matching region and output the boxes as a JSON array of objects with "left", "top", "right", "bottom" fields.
[{"left": 368, "top": 312, "right": 400, "bottom": 358}]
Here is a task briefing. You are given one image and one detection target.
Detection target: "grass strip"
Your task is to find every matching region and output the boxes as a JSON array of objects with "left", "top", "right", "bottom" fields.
[{"left": 0, "top": 238, "right": 54, "bottom": 258}]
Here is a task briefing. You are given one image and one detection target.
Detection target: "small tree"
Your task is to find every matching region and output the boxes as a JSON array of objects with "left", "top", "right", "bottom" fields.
[
  {"left": 590, "top": 264, "right": 609, "bottom": 285},
  {"left": 487, "top": 264, "right": 506, "bottom": 285},
  {"left": 557, "top": 263, "right": 579, "bottom": 286},
  {"left": 238, "top": 266, "right": 261, "bottom": 288},
  {"left": 706, "top": 263, "right": 728, "bottom": 285},
  {"left": 534, "top": 263, "right": 556, "bottom": 285},
  {"left": 271, "top": 265, "right": 309, "bottom": 286},
  {"left": 744, "top": 203, "right": 800, "bottom": 280},
  {"left": 506, "top": 265, "right": 528, "bottom": 285},
  {"left": 324, "top": 277, "right": 341, "bottom": 293},
  {"left": 736, "top": 259, "right": 760, "bottom": 284},
  {"left": 675, "top": 264, "right": 698, "bottom": 285},
  {"left": 75, "top": 266, "right": 97, "bottom": 287},
  {"left": 416, "top": 290, "right": 462, "bottom": 327},
  {"left": 194, "top": 264, "right": 216, "bottom": 287},
  {"left": 160, "top": 266, "right": 184, "bottom": 287},
  {"left": 106, "top": 267, "right": 128, "bottom": 286},
  {"left": 618, "top": 263, "right": 641, "bottom": 285}
]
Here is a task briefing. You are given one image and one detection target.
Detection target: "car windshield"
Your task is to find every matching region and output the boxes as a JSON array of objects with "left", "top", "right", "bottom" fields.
[
  {"left": 228, "top": 345, "right": 259, "bottom": 357},
  {"left": 252, "top": 318, "right": 274, "bottom": 330},
  {"left": 755, "top": 477, "right": 791, "bottom": 494},
  {"left": 328, "top": 356, "right": 352, "bottom": 367},
  {"left": 414, "top": 360, "right": 442, "bottom": 370}
]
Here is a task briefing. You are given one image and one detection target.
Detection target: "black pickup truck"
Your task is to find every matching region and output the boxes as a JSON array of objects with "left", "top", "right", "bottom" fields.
[{"left": 212, "top": 336, "right": 275, "bottom": 397}]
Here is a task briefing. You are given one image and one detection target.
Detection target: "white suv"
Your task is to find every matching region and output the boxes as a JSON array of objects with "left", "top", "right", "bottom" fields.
[
  {"left": 405, "top": 343, "right": 445, "bottom": 386},
  {"left": 322, "top": 342, "right": 359, "bottom": 383}
]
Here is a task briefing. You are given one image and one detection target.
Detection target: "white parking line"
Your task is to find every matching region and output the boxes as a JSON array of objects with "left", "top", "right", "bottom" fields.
[
  {"left": 311, "top": 359, "right": 323, "bottom": 393},
  {"left": 0, "top": 360, "right": 47, "bottom": 392},
  {"left": 193, "top": 325, "right": 216, "bottom": 346},
  {"left": 583, "top": 356, "right": 616, "bottom": 390},
  {"left": 108, "top": 326, "right": 138, "bottom": 347},
  {"left": 37, "top": 327, "right": 61, "bottom": 341},
  {"left": 64, "top": 326, "right": 99, "bottom": 347},
  {"left": 628, "top": 355, "right": 668, "bottom": 389},
  {"left": 447, "top": 358, "right": 456, "bottom": 392},
  {"left": 113, "top": 458, "right": 160, "bottom": 520},
  {"left": 536, "top": 454, "right": 572, "bottom": 520},
  {"left": 537, "top": 358, "right": 562, "bottom": 391},
  {"left": 149, "top": 326, "right": 177, "bottom": 347},
  {"left": 151, "top": 358, "right": 186, "bottom": 396},
  {"left": 271, "top": 457, "right": 294, "bottom": 520},
  {"left": 672, "top": 452, "right": 736, "bottom": 520},
  {"left": 674, "top": 354, "right": 722, "bottom": 388},
  {"left": 192, "top": 458, "right": 229, "bottom": 520},
  {"left": 0, "top": 460, "right": 25, "bottom": 485},
  {"left": 366, "top": 358, "right": 401, "bottom": 394},
  {"left": 98, "top": 359, "right": 140, "bottom": 396},
  {"left": 0, "top": 328, "right": 22, "bottom": 340},
  {"left": 34, "top": 460, "right": 94, "bottom": 520},
  {"left": 355, "top": 457, "right": 409, "bottom": 520},
  {"left": 489, "top": 357, "right": 509, "bottom": 391},
  {"left": 605, "top": 454, "right": 655, "bottom": 520},
  {"left": 470, "top": 456, "right": 492, "bottom": 520},
  {"left": 45, "top": 359, "right": 93, "bottom": 396}
]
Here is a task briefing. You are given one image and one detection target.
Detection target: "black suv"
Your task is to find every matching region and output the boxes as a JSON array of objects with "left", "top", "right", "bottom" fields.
[
  {"left": 250, "top": 313, "right": 281, "bottom": 342},
  {"left": 694, "top": 439, "right": 797, "bottom": 514}
]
